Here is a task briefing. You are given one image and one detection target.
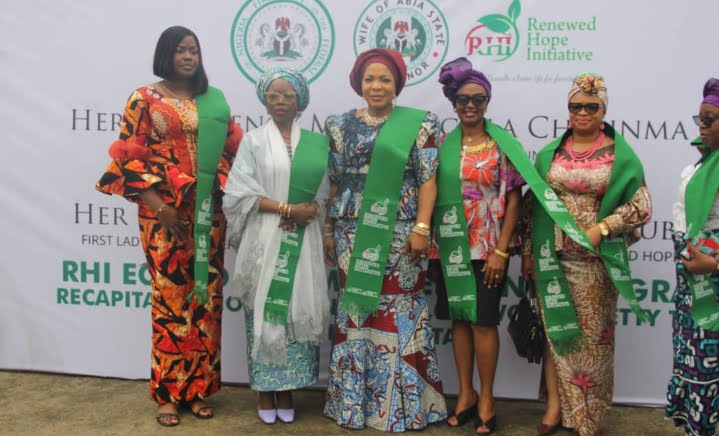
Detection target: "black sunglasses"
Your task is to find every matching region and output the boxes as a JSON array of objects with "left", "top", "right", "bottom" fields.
[
  {"left": 568, "top": 102, "right": 602, "bottom": 115},
  {"left": 693, "top": 114, "right": 719, "bottom": 127},
  {"left": 455, "top": 94, "right": 489, "bottom": 107}
]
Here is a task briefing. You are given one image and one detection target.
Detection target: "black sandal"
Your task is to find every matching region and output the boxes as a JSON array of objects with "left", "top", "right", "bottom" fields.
[
  {"left": 156, "top": 412, "right": 180, "bottom": 427},
  {"left": 447, "top": 395, "right": 478, "bottom": 427},
  {"left": 474, "top": 415, "right": 497, "bottom": 435}
]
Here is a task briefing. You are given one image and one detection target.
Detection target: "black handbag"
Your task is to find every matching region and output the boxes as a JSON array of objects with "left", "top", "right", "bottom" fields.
[{"left": 507, "top": 279, "right": 544, "bottom": 364}]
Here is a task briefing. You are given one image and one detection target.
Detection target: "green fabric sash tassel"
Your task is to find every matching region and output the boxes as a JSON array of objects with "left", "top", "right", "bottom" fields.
[
  {"left": 340, "top": 106, "right": 427, "bottom": 316},
  {"left": 684, "top": 146, "right": 719, "bottom": 330},
  {"left": 188, "top": 86, "right": 230, "bottom": 305},
  {"left": 531, "top": 123, "right": 647, "bottom": 355},
  {"left": 435, "top": 120, "right": 544, "bottom": 322},
  {"left": 264, "top": 130, "right": 330, "bottom": 325}
]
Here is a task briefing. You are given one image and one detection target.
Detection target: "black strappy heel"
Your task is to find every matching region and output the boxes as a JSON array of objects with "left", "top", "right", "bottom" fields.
[
  {"left": 474, "top": 415, "right": 497, "bottom": 435},
  {"left": 447, "top": 395, "right": 478, "bottom": 427}
]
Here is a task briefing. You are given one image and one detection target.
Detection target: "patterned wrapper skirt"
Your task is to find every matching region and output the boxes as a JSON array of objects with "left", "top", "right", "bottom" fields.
[
  {"left": 324, "top": 218, "right": 447, "bottom": 432},
  {"left": 539, "top": 251, "right": 617, "bottom": 436},
  {"left": 243, "top": 308, "right": 319, "bottom": 391},
  {"left": 145, "top": 201, "right": 224, "bottom": 404},
  {"left": 666, "top": 230, "right": 719, "bottom": 436}
]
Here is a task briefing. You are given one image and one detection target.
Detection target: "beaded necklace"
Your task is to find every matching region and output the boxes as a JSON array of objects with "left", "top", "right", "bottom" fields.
[
  {"left": 281, "top": 133, "right": 293, "bottom": 160},
  {"left": 565, "top": 132, "right": 605, "bottom": 160}
]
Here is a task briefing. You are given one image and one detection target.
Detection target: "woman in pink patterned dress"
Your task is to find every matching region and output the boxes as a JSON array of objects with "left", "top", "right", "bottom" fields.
[{"left": 521, "top": 73, "right": 651, "bottom": 436}]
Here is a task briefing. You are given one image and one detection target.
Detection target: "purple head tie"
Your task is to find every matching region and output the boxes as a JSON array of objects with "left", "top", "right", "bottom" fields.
[
  {"left": 702, "top": 78, "right": 719, "bottom": 109},
  {"left": 438, "top": 57, "right": 492, "bottom": 103}
]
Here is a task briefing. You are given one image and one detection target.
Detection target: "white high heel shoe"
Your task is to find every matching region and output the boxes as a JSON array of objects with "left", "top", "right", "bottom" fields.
[
  {"left": 257, "top": 408, "right": 277, "bottom": 424},
  {"left": 277, "top": 408, "right": 295, "bottom": 423}
]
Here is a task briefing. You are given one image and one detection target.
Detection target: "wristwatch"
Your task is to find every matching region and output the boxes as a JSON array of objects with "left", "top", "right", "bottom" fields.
[
  {"left": 598, "top": 222, "right": 609, "bottom": 238},
  {"left": 415, "top": 222, "right": 430, "bottom": 231}
]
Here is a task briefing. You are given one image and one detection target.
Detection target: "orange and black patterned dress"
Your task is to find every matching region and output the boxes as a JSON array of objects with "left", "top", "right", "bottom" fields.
[{"left": 96, "top": 85, "right": 241, "bottom": 405}]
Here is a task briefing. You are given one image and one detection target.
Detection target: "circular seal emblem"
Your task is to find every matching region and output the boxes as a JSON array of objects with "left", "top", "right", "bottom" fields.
[
  {"left": 353, "top": 0, "right": 448, "bottom": 87},
  {"left": 230, "top": 0, "right": 334, "bottom": 84}
]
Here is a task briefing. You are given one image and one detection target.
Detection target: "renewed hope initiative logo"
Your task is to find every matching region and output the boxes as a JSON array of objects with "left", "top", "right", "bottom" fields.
[
  {"left": 465, "top": 0, "right": 521, "bottom": 61},
  {"left": 354, "top": 0, "right": 448, "bottom": 87},
  {"left": 230, "top": 0, "right": 334, "bottom": 84}
]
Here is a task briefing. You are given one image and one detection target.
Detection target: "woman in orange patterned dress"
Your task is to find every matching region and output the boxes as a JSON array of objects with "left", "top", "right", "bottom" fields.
[
  {"left": 96, "top": 26, "right": 241, "bottom": 427},
  {"left": 429, "top": 58, "right": 524, "bottom": 435}
]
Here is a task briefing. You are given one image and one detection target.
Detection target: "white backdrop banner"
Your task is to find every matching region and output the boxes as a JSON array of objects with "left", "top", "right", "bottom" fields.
[{"left": 2, "top": 0, "right": 718, "bottom": 406}]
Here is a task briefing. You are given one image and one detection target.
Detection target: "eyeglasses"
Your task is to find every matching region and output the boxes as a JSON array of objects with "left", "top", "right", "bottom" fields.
[
  {"left": 454, "top": 94, "right": 489, "bottom": 107},
  {"left": 568, "top": 102, "right": 602, "bottom": 115},
  {"left": 693, "top": 114, "right": 719, "bottom": 127},
  {"left": 265, "top": 92, "right": 297, "bottom": 104}
]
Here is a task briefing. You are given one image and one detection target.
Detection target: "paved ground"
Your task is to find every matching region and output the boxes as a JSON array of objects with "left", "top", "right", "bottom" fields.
[{"left": 0, "top": 371, "right": 682, "bottom": 435}]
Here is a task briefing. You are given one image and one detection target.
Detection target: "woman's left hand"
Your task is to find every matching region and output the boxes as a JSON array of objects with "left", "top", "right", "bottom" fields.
[
  {"left": 483, "top": 251, "right": 508, "bottom": 288},
  {"left": 587, "top": 225, "right": 602, "bottom": 249},
  {"left": 683, "top": 242, "right": 719, "bottom": 274},
  {"left": 405, "top": 232, "right": 429, "bottom": 263},
  {"left": 278, "top": 218, "right": 297, "bottom": 231},
  {"left": 288, "top": 202, "right": 319, "bottom": 227}
]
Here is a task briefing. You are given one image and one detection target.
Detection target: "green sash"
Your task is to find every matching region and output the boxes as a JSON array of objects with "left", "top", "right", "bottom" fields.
[
  {"left": 264, "top": 130, "right": 330, "bottom": 325},
  {"left": 435, "top": 120, "right": 542, "bottom": 322},
  {"left": 690, "top": 135, "right": 709, "bottom": 158},
  {"left": 684, "top": 147, "right": 719, "bottom": 330},
  {"left": 189, "top": 86, "right": 230, "bottom": 304},
  {"left": 340, "top": 106, "right": 428, "bottom": 315},
  {"left": 532, "top": 123, "right": 646, "bottom": 354}
]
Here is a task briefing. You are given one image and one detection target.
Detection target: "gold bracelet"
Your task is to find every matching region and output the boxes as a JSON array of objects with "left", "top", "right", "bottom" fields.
[
  {"left": 154, "top": 203, "right": 167, "bottom": 215},
  {"left": 598, "top": 221, "right": 610, "bottom": 238},
  {"left": 286, "top": 205, "right": 292, "bottom": 219},
  {"left": 414, "top": 222, "right": 430, "bottom": 231},
  {"left": 494, "top": 248, "right": 509, "bottom": 259},
  {"left": 412, "top": 226, "right": 430, "bottom": 238},
  {"left": 277, "top": 202, "right": 285, "bottom": 216}
]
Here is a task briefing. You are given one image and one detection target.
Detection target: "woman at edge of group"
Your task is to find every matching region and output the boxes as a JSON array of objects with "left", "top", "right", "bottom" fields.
[
  {"left": 322, "top": 48, "right": 447, "bottom": 432},
  {"left": 428, "top": 57, "right": 525, "bottom": 435},
  {"left": 520, "top": 72, "right": 652, "bottom": 436},
  {"left": 222, "top": 68, "right": 330, "bottom": 425},
  {"left": 96, "top": 26, "right": 242, "bottom": 427},
  {"left": 665, "top": 78, "right": 719, "bottom": 436}
]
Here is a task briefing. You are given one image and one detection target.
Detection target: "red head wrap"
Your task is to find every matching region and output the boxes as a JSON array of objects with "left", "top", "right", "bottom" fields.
[{"left": 349, "top": 48, "right": 407, "bottom": 97}]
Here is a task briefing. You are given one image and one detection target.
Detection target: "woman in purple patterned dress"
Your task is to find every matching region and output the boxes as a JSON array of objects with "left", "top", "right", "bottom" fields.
[{"left": 666, "top": 78, "right": 719, "bottom": 436}]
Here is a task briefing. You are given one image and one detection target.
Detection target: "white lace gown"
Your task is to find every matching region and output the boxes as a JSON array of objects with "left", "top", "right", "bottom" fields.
[{"left": 223, "top": 120, "right": 330, "bottom": 390}]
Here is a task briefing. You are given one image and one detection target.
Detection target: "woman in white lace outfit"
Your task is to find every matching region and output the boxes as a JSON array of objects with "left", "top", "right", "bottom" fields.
[{"left": 223, "top": 68, "right": 329, "bottom": 425}]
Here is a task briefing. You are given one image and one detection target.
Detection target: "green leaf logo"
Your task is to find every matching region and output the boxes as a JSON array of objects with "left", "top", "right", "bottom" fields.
[
  {"left": 508, "top": 0, "right": 521, "bottom": 21},
  {"left": 477, "top": 14, "right": 512, "bottom": 33},
  {"left": 472, "top": 0, "right": 521, "bottom": 61}
]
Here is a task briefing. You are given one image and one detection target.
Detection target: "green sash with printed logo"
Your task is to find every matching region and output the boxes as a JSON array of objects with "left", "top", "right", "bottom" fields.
[
  {"left": 189, "top": 86, "right": 230, "bottom": 305},
  {"left": 684, "top": 146, "right": 719, "bottom": 331},
  {"left": 264, "top": 130, "right": 330, "bottom": 325},
  {"left": 340, "top": 106, "right": 428, "bottom": 315},
  {"left": 532, "top": 123, "right": 646, "bottom": 354},
  {"left": 435, "top": 120, "right": 542, "bottom": 322}
]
